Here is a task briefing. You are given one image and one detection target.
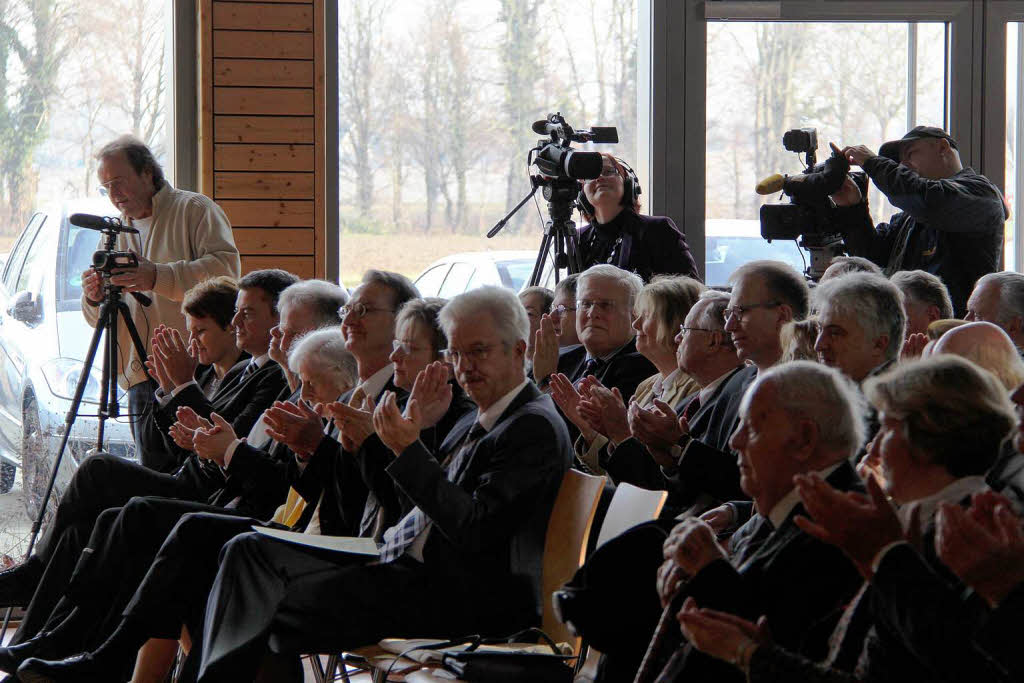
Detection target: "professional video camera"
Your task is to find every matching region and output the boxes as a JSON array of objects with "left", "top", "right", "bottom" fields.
[
  {"left": 756, "top": 127, "right": 855, "bottom": 280},
  {"left": 488, "top": 112, "right": 618, "bottom": 286}
]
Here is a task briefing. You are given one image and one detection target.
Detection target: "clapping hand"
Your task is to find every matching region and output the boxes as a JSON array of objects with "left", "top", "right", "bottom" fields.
[
  {"left": 325, "top": 395, "right": 376, "bottom": 452},
  {"left": 192, "top": 412, "right": 237, "bottom": 467},
  {"left": 548, "top": 373, "right": 597, "bottom": 441},
  {"left": 407, "top": 362, "right": 453, "bottom": 428},
  {"left": 264, "top": 400, "right": 325, "bottom": 458},
  {"left": 372, "top": 390, "right": 422, "bottom": 455},
  {"left": 152, "top": 325, "right": 199, "bottom": 387},
  {"left": 531, "top": 314, "right": 560, "bottom": 385},
  {"left": 937, "top": 492, "right": 1024, "bottom": 607},
  {"left": 794, "top": 473, "right": 903, "bottom": 578},
  {"left": 579, "top": 382, "right": 630, "bottom": 445},
  {"left": 901, "top": 332, "right": 929, "bottom": 361},
  {"left": 677, "top": 598, "right": 771, "bottom": 669}
]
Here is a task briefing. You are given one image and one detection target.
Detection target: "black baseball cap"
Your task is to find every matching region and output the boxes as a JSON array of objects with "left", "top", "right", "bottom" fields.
[{"left": 879, "top": 126, "right": 958, "bottom": 162}]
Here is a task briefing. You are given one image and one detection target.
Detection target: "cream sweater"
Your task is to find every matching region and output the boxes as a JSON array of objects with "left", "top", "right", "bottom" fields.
[{"left": 81, "top": 183, "right": 241, "bottom": 388}]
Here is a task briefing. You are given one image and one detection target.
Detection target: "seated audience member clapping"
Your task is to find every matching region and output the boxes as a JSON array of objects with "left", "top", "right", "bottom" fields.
[
  {"left": 549, "top": 275, "right": 703, "bottom": 475},
  {"left": 550, "top": 274, "right": 581, "bottom": 348},
  {"left": 520, "top": 286, "right": 553, "bottom": 367},
  {"left": 677, "top": 355, "right": 1017, "bottom": 683},
  {"left": 532, "top": 264, "right": 657, "bottom": 437},
  {"left": 631, "top": 362, "right": 864, "bottom": 683},
  {"left": 179, "top": 285, "right": 571, "bottom": 682}
]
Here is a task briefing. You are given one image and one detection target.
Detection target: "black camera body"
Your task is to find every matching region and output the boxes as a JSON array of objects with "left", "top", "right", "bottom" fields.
[
  {"left": 531, "top": 113, "right": 618, "bottom": 182},
  {"left": 92, "top": 250, "right": 138, "bottom": 275}
]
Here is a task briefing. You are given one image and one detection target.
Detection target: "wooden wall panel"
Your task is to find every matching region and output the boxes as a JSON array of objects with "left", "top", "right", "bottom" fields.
[
  {"left": 241, "top": 255, "right": 316, "bottom": 279},
  {"left": 213, "top": 30, "right": 313, "bottom": 59},
  {"left": 213, "top": 59, "right": 314, "bottom": 88},
  {"left": 214, "top": 88, "right": 314, "bottom": 116},
  {"left": 200, "top": 0, "right": 324, "bottom": 278},
  {"left": 214, "top": 144, "right": 314, "bottom": 171},
  {"left": 212, "top": 2, "right": 313, "bottom": 31}
]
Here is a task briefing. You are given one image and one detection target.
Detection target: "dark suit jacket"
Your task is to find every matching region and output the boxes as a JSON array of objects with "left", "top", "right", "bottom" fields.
[
  {"left": 289, "top": 376, "right": 406, "bottom": 537},
  {"left": 578, "top": 212, "right": 699, "bottom": 283},
  {"left": 386, "top": 382, "right": 573, "bottom": 621},
  {"left": 600, "top": 365, "right": 746, "bottom": 499},
  {"left": 655, "top": 462, "right": 864, "bottom": 683},
  {"left": 356, "top": 383, "right": 475, "bottom": 539}
]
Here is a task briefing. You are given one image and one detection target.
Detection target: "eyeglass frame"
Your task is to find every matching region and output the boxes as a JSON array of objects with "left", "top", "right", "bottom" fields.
[
  {"left": 391, "top": 339, "right": 429, "bottom": 356},
  {"left": 678, "top": 325, "right": 716, "bottom": 335},
  {"left": 552, "top": 304, "right": 577, "bottom": 317},
  {"left": 339, "top": 303, "right": 396, "bottom": 319},
  {"left": 722, "top": 300, "right": 783, "bottom": 323},
  {"left": 439, "top": 342, "right": 509, "bottom": 365},
  {"left": 576, "top": 298, "right": 620, "bottom": 315}
]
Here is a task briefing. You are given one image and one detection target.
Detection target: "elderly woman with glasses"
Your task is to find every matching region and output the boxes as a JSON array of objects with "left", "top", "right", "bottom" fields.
[
  {"left": 577, "top": 153, "right": 698, "bottom": 282},
  {"left": 550, "top": 275, "right": 705, "bottom": 475}
]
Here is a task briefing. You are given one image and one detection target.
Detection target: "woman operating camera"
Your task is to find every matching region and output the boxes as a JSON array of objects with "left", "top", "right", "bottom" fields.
[{"left": 577, "top": 154, "right": 699, "bottom": 282}]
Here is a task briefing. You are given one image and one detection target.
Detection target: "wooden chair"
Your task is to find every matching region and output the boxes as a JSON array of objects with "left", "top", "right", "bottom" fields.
[
  {"left": 576, "top": 483, "right": 668, "bottom": 682},
  {"left": 333, "top": 468, "right": 605, "bottom": 681}
]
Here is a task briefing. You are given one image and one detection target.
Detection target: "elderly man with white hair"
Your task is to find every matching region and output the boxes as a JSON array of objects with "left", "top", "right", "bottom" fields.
[
  {"left": 965, "top": 271, "right": 1024, "bottom": 355},
  {"left": 162, "top": 285, "right": 575, "bottom": 682},
  {"left": 890, "top": 269, "right": 953, "bottom": 338},
  {"left": 533, "top": 264, "right": 656, "bottom": 407}
]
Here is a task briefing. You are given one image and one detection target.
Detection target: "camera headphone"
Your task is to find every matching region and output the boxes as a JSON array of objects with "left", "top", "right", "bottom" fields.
[{"left": 577, "top": 157, "right": 642, "bottom": 218}]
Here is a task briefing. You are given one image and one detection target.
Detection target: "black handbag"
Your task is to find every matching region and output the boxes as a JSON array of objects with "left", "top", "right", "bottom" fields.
[{"left": 441, "top": 650, "right": 574, "bottom": 682}]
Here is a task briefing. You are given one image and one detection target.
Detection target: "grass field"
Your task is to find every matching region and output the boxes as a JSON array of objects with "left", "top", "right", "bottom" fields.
[{"left": 338, "top": 231, "right": 543, "bottom": 285}]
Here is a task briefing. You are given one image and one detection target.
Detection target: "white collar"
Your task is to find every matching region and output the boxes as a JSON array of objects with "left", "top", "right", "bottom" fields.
[
  {"left": 897, "top": 475, "right": 989, "bottom": 529},
  {"left": 768, "top": 462, "right": 844, "bottom": 529},
  {"left": 586, "top": 338, "right": 632, "bottom": 364},
  {"left": 357, "top": 363, "right": 394, "bottom": 402},
  {"left": 476, "top": 379, "right": 529, "bottom": 432},
  {"left": 251, "top": 353, "right": 270, "bottom": 369}
]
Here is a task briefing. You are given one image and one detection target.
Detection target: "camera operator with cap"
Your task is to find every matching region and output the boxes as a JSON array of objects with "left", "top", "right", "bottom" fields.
[
  {"left": 830, "top": 126, "right": 1007, "bottom": 317},
  {"left": 80, "top": 135, "right": 241, "bottom": 469},
  {"left": 578, "top": 154, "right": 699, "bottom": 283}
]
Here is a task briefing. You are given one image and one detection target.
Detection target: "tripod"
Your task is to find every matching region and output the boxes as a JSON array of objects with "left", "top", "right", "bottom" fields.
[
  {"left": 1, "top": 231, "right": 149, "bottom": 633},
  {"left": 488, "top": 176, "right": 583, "bottom": 286}
]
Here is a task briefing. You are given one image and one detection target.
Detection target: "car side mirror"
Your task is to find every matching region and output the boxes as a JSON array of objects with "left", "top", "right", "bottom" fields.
[{"left": 8, "top": 290, "right": 40, "bottom": 324}]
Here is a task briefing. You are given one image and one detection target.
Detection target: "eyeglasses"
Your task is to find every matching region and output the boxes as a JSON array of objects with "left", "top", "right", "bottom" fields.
[
  {"left": 552, "top": 304, "right": 576, "bottom": 317},
  {"left": 577, "top": 299, "right": 618, "bottom": 314},
  {"left": 722, "top": 301, "right": 782, "bottom": 323},
  {"left": 599, "top": 166, "right": 621, "bottom": 178},
  {"left": 339, "top": 303, "right": 395, "bottom": 319},
  {"left": 98, "top": 178, "right": 128, "bottom": 197},
  {"left": 441, "top": 343, "right": 503, "bottom": 365},
  {"left": 391, "top": 340, "right": 426, "bottom": 355},
  {"left": 678, "top": 326, "right": 715, "bottom": 335}
]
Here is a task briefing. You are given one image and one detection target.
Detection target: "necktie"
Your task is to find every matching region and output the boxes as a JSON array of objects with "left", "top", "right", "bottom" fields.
[
  {"left": 824, "top": 582, "right": 873, "bottom": 671},
  {"left": 681, "top": 394, "right": 701, "bottom": 422},
  {"left": 242, "top": 360, "right": 258, "bottom": 379},
  {"left": 575, "top": 357, "right": 603, "bottom": 388},
  {"left": 379, "top": 422, "right": 486, "bottom": 563},
  {"left": 732, "top": 514, "right": 774, "bottom": 568}
]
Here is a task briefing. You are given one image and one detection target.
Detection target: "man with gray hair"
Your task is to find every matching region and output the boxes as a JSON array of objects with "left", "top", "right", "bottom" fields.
[
  {"left": 184, "top": 286, "right": 573, "bottom": 680},
  {"left": 270, "top": 279, "right": 349, "bottom": 391},
  {"left": 814, "top": 272, "right": 906, "bottom": 383},
  {"left": 965, "top": 271, "right": 1024, "bottom": 354},
  {"left": 891, "top": 269, "right": 953, "bottom": 338},
  {"left": 533, "top": 264, "right": 656, "bottom": 435},
  {"left": 652, "top": 361, "right": 865, "bottom": 682},
  {"left": 80, "top": 135, "right": 240, "bottom": 459}
]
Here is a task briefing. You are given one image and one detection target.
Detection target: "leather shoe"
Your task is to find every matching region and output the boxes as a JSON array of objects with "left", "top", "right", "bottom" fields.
[
  {"left": 16, "top": 653, "right": 109, "bottom": 683},
  {"left": 0, "top": 557, "right": 42, "bottom": 608},
  {"left": 0, "top": 631, "right": 60, "bottom": 674}
]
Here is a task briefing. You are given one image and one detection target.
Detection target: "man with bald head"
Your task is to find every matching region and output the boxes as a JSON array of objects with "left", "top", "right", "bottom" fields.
[{"left": 932, "top": 322, "right": 1024, "bottom": 392}]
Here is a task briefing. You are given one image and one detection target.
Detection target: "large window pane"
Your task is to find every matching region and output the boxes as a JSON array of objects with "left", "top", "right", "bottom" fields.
[
  {"left": 1008, "top": 23, "right": 1021, "bottom": 271},
  {"left": 705, "top": 22, "right": 946, "bottom": 284},
  {"left": 338, "top": 0, "right": 640, "bottom": 287}
]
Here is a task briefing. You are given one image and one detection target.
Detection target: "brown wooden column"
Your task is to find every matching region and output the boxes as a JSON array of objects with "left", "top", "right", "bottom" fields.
[{"left": 198, "top": 0, "right": 325, "bottom": 279}]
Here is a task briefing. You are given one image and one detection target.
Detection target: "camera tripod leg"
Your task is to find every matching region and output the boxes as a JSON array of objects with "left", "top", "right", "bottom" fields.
[
  {"left": 0, "top": 299, "right": 113, "bottom": 634},
  {"left": 530, "top": 232, "right": 554, "bottom": 288}
]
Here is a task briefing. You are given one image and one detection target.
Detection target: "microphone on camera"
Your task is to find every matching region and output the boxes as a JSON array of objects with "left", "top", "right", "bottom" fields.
[
  {"left": 754, "top": 173, "right": 786, "bottom": 195},
  {"left": 70, "top": 213, "right": 139, "bottom": 234}
]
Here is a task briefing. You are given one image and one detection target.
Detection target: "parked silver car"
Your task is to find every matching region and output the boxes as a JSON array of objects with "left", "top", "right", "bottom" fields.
[
  {"left": 413, "top": 250, "right": 556, "bottom": 297},
  {"left": 0, "top": 199, "right": 135, "bottom": 515}
]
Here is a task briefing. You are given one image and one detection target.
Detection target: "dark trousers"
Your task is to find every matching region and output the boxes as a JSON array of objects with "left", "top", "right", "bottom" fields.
[
  {"left": 198, "top": 534, "right": 534, "bottom": 683},
  {"left": 127, "top": 380, "right": 165, "bottom": 471}
]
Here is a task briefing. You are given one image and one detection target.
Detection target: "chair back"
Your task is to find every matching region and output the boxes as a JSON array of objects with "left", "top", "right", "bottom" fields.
[
  {"left": 595, "top": 483, "right": 667, "bottom": 549},
  {"left": 542, "top": 469, "right": 604, "bottom": 651}
]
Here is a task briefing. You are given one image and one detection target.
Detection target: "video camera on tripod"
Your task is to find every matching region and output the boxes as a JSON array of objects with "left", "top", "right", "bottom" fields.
[
  {"left": 70, "top": 213, "right": 151, "bottom": 306},
  {"left": 488, "top": 112, "right": 618, "bottom": 286},
  {"left": 755, "top": 127, "right": 864, "bottom": 280}
]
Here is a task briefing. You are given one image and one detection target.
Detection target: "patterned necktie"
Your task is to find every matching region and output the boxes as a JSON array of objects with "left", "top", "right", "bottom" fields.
[
  {"left": 575, "top": 357, "right": 603, "bottom": 389},
  {"left": 242, "top": 360, "right": 258, "bottom": 379},
  {"left": 732, "top": 514, "right": 774, "bottom": 568},
  {"left": 378, "top": 422, "right": 486, "bottom": 563}
]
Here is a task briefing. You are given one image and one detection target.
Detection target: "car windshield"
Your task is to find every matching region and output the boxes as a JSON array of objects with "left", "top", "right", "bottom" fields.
[
  {"left": 705, "top": 237, "right": 807, "bottom": 286},
  {"left": 61, "top": 225, "right": 99, "bottom": 304},
  {"left": 496, "top": 259, "right": 534, "bottom": 291}
]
